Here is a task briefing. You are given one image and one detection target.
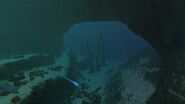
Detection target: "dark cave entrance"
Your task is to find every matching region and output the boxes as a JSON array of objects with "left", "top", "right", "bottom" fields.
[{"left": 63, "top": 21, "right": 158, "bottom": 65}]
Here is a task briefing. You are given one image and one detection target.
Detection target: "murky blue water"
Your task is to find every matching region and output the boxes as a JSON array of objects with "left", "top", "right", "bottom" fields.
[{"left": 64, "top": 21, "right": 150, "bottom": 64}]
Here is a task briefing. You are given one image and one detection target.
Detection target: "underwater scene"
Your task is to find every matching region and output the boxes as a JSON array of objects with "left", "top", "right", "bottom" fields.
[
  {"left": 0, "top": 21, "right": 161, "bottom": 104},
  {"left": 1, "top": 1, "right": 184, "bottom": 104}
]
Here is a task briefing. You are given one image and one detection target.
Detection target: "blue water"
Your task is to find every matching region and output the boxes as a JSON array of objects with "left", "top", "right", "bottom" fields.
[{"left": 64, "top": 21, "right": 150, "bottom": 64}]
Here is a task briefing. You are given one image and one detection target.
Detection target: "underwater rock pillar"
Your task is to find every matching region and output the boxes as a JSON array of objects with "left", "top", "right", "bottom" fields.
[
  {"left": 86, "top": 44, "right": 94, "bottom": 73},
  {"left": 99, "top": 32, "right": 106, "bottom": 66},
  {"left": 95, "top": 42, "right": 101, "bottom": 71},
  {"left": 95, "top": 33, "right": 106, "bottom": 71}
]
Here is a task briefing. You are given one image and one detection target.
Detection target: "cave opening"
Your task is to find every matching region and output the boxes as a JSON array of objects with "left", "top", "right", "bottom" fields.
[{"left": 63, "top": 21, "right": 158, "bottom": 65}]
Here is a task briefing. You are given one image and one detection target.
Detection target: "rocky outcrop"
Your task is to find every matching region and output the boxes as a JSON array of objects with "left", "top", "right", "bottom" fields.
[
  {"left": 113, "top": 1, "right": 185, "bottom": 104},
  {"left": 105, "top": 47, "right": 161, "bottom": 104}
]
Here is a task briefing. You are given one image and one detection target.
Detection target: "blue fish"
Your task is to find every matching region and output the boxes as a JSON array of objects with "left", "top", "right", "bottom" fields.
[{"left": 63, "top": 77, "right": 79, "bottom": 88}]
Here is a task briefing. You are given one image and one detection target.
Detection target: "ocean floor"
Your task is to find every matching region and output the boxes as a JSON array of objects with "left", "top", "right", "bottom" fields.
[
  {"left": 0, "top": 52, "right": 69, "bottom": 104},
  {"left": 0, "top": 48, "right": 160, "bottom": 104}
]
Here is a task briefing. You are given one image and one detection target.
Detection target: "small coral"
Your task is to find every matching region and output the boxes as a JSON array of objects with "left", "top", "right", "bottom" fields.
[
  {"left": 11, "top": 95, "right": 21, "bottom": 104},
  {"left": 9, "top": 72, "right": 25, "bottom": 83},
  {"left": 29, "top": 70, "right": 48, "bottom": 81},
  {"left": 75, "top": 86, "right": 102, "bottom": 104},
  {"left": 82, "top": 99, "right": 90, "bottom": 104},
  {"left": 13, "top": 80, "right": 28, "bottom": 86},
  {"left": 81, "top": 82, "right": 90, "bottom": 90},
  {"left": 9, "top": 72, "right": 27, "bottom": 87},
  {"left": 48, "top": 65, "right": 63, "bottom": 71},
  {"left": 0, "top": 91, "right": 10, "bottom": 96}
]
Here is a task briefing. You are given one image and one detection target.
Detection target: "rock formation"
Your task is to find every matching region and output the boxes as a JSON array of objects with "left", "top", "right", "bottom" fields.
[
  {"left": 86, "top": 44, "right": 95, "bottom": 73},
  {"left": 98, "top": 33, "right": 106, "bottom": 66},
  {"left": 95, "top": 33, "right": 106, "bottom": 71}
]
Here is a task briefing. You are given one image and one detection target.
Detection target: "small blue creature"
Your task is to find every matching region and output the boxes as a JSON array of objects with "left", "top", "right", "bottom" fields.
[{"left": 63, "top": 77, "right": 79, "bottom": 88}]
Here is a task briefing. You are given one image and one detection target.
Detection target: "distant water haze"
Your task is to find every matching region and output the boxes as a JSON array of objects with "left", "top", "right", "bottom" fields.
[{"left": 64, "top": 22, "right": 150, "bottom": 64}]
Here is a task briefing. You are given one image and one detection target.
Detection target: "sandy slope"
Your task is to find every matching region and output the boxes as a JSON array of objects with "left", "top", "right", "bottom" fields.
[{"left": 71, "top": 61, "right": 120, "bottom": 104}]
